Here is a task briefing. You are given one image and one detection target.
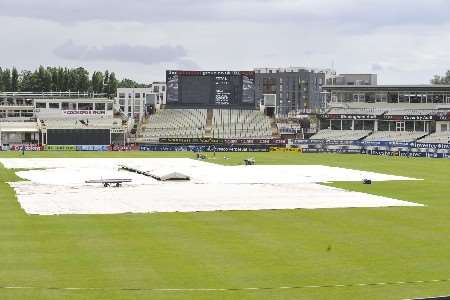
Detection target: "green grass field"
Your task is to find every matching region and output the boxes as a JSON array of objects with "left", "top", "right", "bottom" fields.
[{"left": 0, "top": 151, "right": 449, "bottom": 300}]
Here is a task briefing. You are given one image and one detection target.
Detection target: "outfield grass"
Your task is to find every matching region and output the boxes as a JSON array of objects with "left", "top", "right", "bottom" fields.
[{"left": 0, "top": 151, "right": 449, "bottom": 300}]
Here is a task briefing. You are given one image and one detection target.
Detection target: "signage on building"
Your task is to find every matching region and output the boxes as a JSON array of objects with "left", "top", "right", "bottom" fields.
[
  {"left": 383, "top": 115, "right": 433, "bottom": 121},
  {"left": 320, "top": 114, "right": 378, "bottom": 120},
  {"left": 63, "top": 110, "right": 106, "bottom": 115}
]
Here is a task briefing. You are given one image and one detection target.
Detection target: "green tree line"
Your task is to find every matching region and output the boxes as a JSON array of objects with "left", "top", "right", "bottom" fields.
[
  {"left": 0, "top": 66, "right": 148, "bottom": 97},
  {"left": 431, "top": 70, "right": 450, "bottom": 84}
]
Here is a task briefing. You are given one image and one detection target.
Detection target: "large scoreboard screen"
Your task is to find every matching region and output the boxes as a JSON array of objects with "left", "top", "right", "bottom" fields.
[{"left": 166, "top": 70, "right": 255, "bottom": 106}]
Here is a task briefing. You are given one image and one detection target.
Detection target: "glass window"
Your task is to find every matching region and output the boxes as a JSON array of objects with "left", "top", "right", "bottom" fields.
[
  {"left": 107, "top": 103, "right": 113, "bottom": 110},
  {"left": 388, "top": 93, "right": 398, "bottom": 103},
  {"left": 354, "top": 120, "right": 363, "bottom": 130},
  {"left": 378, "top": 121, "right": 389, "bottom": 131},
  {"left": 49, "top": 102, "right": 60, "bottom": 109},
  {"left": 405, "top": 121, "right": 415, "bottom": 131},
  {"left": 416, "top": 121, "right": 425, "bottom": 132},
  {"left": 78, "top": 103, "right": 93, "bottom": 110},
  {"left": 331, "top": 120, "right": 341, "bottom": 130},
  {"left": 399, "top": 93, "right": 409, "bottom": 103},
  {"left": 320, "top": 120, "right": 330, "bottom": 130},
  {"left": 95, "top": 103, "right": 105, "bottom": 110},
  {"left": 36, "top": 102, "right": 46, "bottom": 108},
  {"left": 410, "top": 94, "right": 421, "bottom": 103},
  {"left": 363, "top": 120, "right": 374, "bottom": 131},
  {"left": 135, "top": 93, "right": 140, "bottom": 98},
  {"left": 376, "top": 94, "right": 387, "bottom": 102},
  {"left": 119, "top": 93, "right": 125, "bottom": 98},
  {"left": 342, "top": 120, "right": 352, "bottom": 130},
  {"left": 62, "top": 102, "right": 69, "bottom": 110}
]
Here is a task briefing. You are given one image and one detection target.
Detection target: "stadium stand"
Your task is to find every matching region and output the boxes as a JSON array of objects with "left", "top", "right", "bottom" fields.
[
  {"left": 417, "top": 131, "right": 450, "bottom": 144},
  {"left": 140, "top": 109, "right": 207, "bottom": 138},
  {"left": 363, "top": 131, "right": 428, "bottom": 142},
  {"left": 310, "top": 129, "right": 371, "bottom": 140},
  {"left": 211, "top": 109, "right": 273, "bottom": 139}
]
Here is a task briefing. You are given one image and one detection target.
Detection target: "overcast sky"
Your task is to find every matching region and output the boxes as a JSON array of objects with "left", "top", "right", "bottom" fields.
[{"left": 0, "top": 0, "right": 449, "bottom": 84}]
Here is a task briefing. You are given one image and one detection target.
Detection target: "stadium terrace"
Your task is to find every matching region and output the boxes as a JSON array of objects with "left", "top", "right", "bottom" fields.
[{"left": 0, "top": 71, "right": 450, "bottom": 156}]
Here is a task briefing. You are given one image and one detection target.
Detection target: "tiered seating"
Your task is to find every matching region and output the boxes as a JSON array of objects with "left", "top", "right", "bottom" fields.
[
  {"left": 310, "top": 130, "right": 371, "bottom": 140},
  {"left": 363, "top": 131, "right": 427, "bottom": 142},
  {"left": 417, "top": 132, "right": 450, "bottom": 144},
  {"left": 211, "top": 109, "right": 272, "bottom": 139},
  {"left": 141, "top": 109, "right": 207, "bottom": 138},
  {"left": 0, "top": 121, "right": 38, "bottom": 131}
]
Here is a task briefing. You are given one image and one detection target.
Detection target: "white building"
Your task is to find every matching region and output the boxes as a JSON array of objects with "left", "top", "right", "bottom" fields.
[{"left": 116, "top": 82, "right": 166, "bottom": 121}]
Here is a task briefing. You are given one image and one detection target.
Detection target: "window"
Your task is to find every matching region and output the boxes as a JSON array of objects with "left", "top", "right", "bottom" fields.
[
  {"left": 95, "top": 103, "right": 106, "bottom": 110},
  {"left": 331, "top": 120, "right": 341, "bottom": 130},
  {"left": 376, "top": 94, "right": 387, "bottom": 102},
  {"left": 320, "top": 120, "right": 330, "bottom": 130},
  {"left": 378, "top": 121, "right": 389, "bottom": 131},
  {"left": 62, "top": 102, "right": 69, "bottom": 110},
  {"left": 153, "top": 86, "right": 159, "bottom": 93},
  {"left": 119, "top": 93, "right": 125, "bottom": 98},
  {"left": 342, "top": 120, "right": 352, "bottom": 130},
  {"left": 405, "top": 121, "right": 415, "bottom": 132},
  {"left": 388, "top": 93, "right": 399, "bottom": 103},
  {"left": 415, "top": 121, "right": 425, "bottom": 131},
  {"left": 363, "top": 120, "right": 374, "bottom": 131},
  {"left": 36, "top": 102, "right": 46, "bottom": 108},
  {"left": 135, "top": 93, "right": 140, "bottom": 98},
  {"left": 162, "top": 86, "right": 166, "bottom": 92},
  {"left": 49, "top": 102, "right": 60, "bottom": 109},
  {"left": 354, "top": 120, "right": 363, "bottom": 130},
  {"left": 107, "top": 103, "right": 113, "bottom": 111},
  {"left": 78, "top": 103, "right": 93, "bottom": 110}
]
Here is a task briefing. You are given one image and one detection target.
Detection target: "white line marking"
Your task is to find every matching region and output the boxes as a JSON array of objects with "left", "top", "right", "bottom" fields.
[{"left": 0, "top": 279, "right": 448, "bottom": 292}]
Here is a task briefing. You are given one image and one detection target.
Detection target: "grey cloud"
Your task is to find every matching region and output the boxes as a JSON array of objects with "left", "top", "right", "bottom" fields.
[
  {"left": 1, "top": 0, "right": 450, "bottom": 30},
  {"left": 53, "top": 40, "right": 191, "bottom": 65}
]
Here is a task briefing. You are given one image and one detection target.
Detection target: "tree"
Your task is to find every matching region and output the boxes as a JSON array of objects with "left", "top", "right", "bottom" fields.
[
  {"left": 118, "top": 78, "right": 150, "bottom": 88},
  {"left": 103, "top": 70, "right": 110, "bottom": 94},
  {"left": 108, "top": 72, "right": 118, "bottom": 97},
  {"left": 11, "top": 67, "right": 19, "bottom": 92},
  {"left": 2, "top": 68, "right": 11, "bottom": 92},
  {"left": 0, "top": 68, "right": 3, "bottom": 92},
  {"left": 0, "top": 65, "right": 147, "bottom": 94},
  {"left": 19, "top": 70, "right": 34, "bottom": 91},
  {"left": 73, "top": 67, "right": 90, "bottom": 92},
  {"left": 91, "top": 71, "right": 104, "bottom": 93},
  {"left": 431, "top": 70, "right": 450, "bottom": 84}
]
